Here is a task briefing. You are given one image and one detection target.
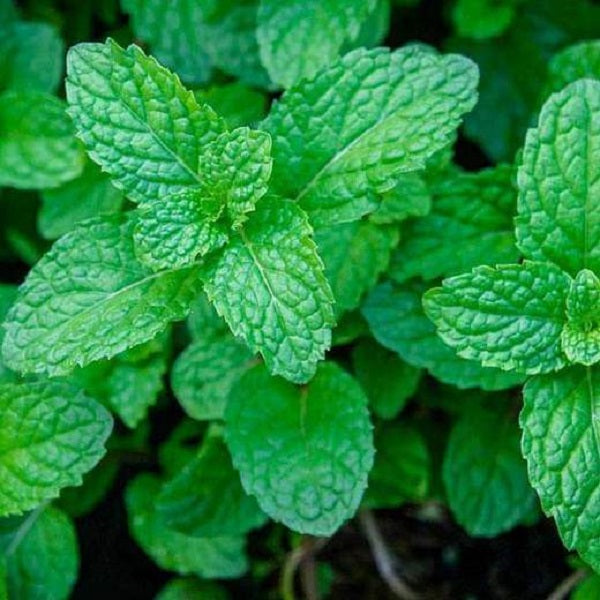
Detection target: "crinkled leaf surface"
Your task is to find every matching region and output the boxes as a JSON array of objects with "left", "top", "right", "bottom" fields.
[
  {"left": 0, "top": 91, "right": 84, "bottom": 189},
  {"left": 371, "top": 172, "right": 431, "bottom": 224},
  {"left": 0, "top": 506, "right": 78, "bottom": 600},
  {"left": 66, "top": 39, "right": 225, "bottom": 205},
  {"left": 202, "top": 197, "right": 334, "bottom": 384},
  {"left": 157, "top": 431, "right": 267, "bottom": 536},
  {"left": 225, "top": 363, "right": 374, "bottom": 535},
  {"left": 423, "top": 262, "right": 571, "bottom": 374},
  {"left": 2, "top": 215, "right": 202, "bottom": 376},
  {"left": 315, "top": 220, "right": 398, "bottom": 315},
  {"left": 257, "top": 0, "right": 377, "bottom": 88},
  {"left": 520, "top": 366, "right": 600, "bottom": 571},
  {"left": 263, "top": 45, "right": 479, "bottom": 226},
  {"left": 0, "top": 381, "right": 112, "bottom": 516},
  {"left": 443, "top": 407, "right": 536, "bottom": 537},
  {"left": 126, "top": 474, "right": 248, "bottom": 578},
  {"left": 516, "top": 79, "right": 600, "bottom": 276},
  {"left": 390, "top": 165, "right": 519, "bottom": 282},
  {"left": 363, "top": 282, "right": 526, "bottom": 390},
  {"left": 546, "top": 40, "right": 600, "bottom": 95}
]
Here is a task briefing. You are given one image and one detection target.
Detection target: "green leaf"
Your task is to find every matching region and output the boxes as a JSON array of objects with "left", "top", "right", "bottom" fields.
[
  {"left": 443, "top": 407, "right": 536, "bottom": 537},
  {"left": 121, "top": 0, "right": 213, "bottom": 84},
  {"left": 202, "top": 197, "right": 334, "bottom": 384},
  {"left": 390, "top": 166, "right": 519, "bottom": 282},
  {"left": 0, "top": 91, "right": 84, "bottom": 189},
  {"left": 263, "top": 45, "right": 479, "bottom": 226},
  {"left": 362, "top": 422, "right": 430, "bottom": 509},
  {"left": 66, "top": 38, "right": 226, "bottom": 205},
  {"left": 256, "top": 0, "right": 378, "bottom": 88},
  {"left": 0, "top": 506, "right": 78, "bottom": 600},
  {"left": 157, "top": 430, "right": 267, "bottom": 536},
  {"left": 546, "top": 40, "right": 600, "bottom": 96},
  {"left": 573, "top": 573, "right": 600, "bottom": 600},
  {"left": 452, "top": 0, "right": 516, "bottom": 40},
  {"left": 517, "top": 79, "right": 600, "bottom": 275},
  {"left": 0, "top": 285, "right": 16, "bottom": 384},
  {"left": 186, "top": 291, "right": 228, "bottom": 340},
  {"left": 0, "top": 381, "right": 112, "bottom": 516},
  {"left": 562, "top": 270, "right": 600, "bottom": 366},
  {"left": 363, "top": 282, "right": 526, "bottom": 390},
  {"left": 172, "top": 333, "right": 254, "bottom": 421},
  {"left": 315, "top": 220, "right": 399, "bottom": 315},
  {"left": 352, "top": 338, "right": 422, "bottom": 420},
  {"left": 423, "top": 262, "right": 572, "bottom": 374},
  {"left": 156, "top": 578, "right": 229, "bottom": 600},
  {"left": 38, "top": 160, "right": 123, "bottom": 240},
  {"left": 195, "top": 83, "right": 267, "bottom": 129},
  {"left": 370, "top": 173, "right": 431, "bottom": 225},
  {"left": 520, "top": 366, "right": 600, "bottom": 571},
  {"left": 126, "top": 474, "right": 248, "bottom": 578},
  {"left": 133, "top": 190, "right": 229, "bottom": 271},
  {"left": 225, "top": 362, "right": 374, "bottom": 535},
  {"left": 2, "top": 215, "right": 202, "bottom": 376},
  {"left": 0, "top": 22, "right": 64, "bottom": 93}
]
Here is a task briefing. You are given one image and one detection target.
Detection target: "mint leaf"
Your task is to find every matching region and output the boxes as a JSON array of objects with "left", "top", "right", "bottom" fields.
[
  {"left": 156, "top": 579, "right": 228, "bottom": 600},
  {"left": 520, "top": 366, "right": 600, "bottom": 571},
  {"left": 562, "top": 270, "right": 600, "bottom": 366},
  {"left": 546, "top": 40, "right": 600, "bottom": 95},
  {"left": 0, "top": 285, "right": 17, "bottom": 384},
  {"left": 186, "top": 291, "right": 228, "bottom": 340},
  {"left": 2, "top": 215, "right": 202, "bottom": 376},
  {"left": 0, "top": 381, "right": 112, "bottom": 516},
  {"left": 516, "top": 79, "right": 600, "bottom": 276},
  {"left": 573, "top": 573, "right": 600, "bottom": 600},
  {"left": 257, "top": 0, "right": 378, "bottom": 88},
  {"left": 66, "top": 39, "right": 226, "bottom": 205},
  {"left": 363, "top": 282, "right": 526, "bottom": 390},
  {"left": 172, "top": 334, "right": 254, "bottom": 421},
  {"left": 390, "top": 166, "right": 519, "bottom": 282},
  {"left": 315, "top": 219, "right": 399, "bottom": 315},
  {"left": 371, "top": 173, "right": 431, "bottom": 225},
  {"left": 443, "top": 407, "right": 536, "bottom": 537},
  {"left": 126, "top": 474, "right": 248, "bottom": 578},
  {"left": 202, "top": 197, "right": 334, "bottom": 384},
  {"left": 157, "top": 429, "right": 267, "bottom": 536},
  {"left": 352, "top": 338, "right": 422, "bottom": 420},
  {"left": 121, "top": 0, "right": 213, "bottom": 84},
  {"left": 0, "top": 91, "right": 84, "bottom": 189},
  {"left": 423, "top": 262, "right": 571, "bottom": 374},
  {"left": 225, "top": 363, "right": 374, "bottom": 535},
  {"left": 39, "top": 160, "right": 123, "bottom": 240},
  {"left": 0, "top": 21, "right": 64, "bottom": 93},
  {"left": 0, "top": 506, "right": 78, "bottom": 600},
  {"left": 263, "top": 45, "right": 479, "bottom": 226},
  {"left": 451, "top": 0, "right": 515, "bottom": 40},
  {"left": 362, "top": 422, "right": 430, "bottom": 509}
]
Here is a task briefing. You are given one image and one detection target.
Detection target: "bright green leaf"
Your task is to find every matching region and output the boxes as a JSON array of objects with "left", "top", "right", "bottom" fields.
[
  {"left": 195, "top": 83, "right": 267, "bottom": 129},
  {"left": 546, "top": 40, "right": 600, "bottom": 95},
  {"left": 452, "top": 0, "right": 516, "bottom": 40}
]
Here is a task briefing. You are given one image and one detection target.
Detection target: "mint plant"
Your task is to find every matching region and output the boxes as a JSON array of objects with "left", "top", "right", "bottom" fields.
[
  {"left": 424, "top": 78, "right": 600, "bottom": 570},
  {"left": 0, "top": 0, "right": 599, "bottom": 597}
]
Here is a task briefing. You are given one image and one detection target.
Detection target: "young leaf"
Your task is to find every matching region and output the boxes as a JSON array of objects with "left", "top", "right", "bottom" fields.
[
  {"left": 257, "top": 0, "right": 378, "bottom": 88},
  {"left": 516, "top": 79, "right": 600, "bottom": 276},
  {"left": 157, "top": 430, "right": 267, "bottom": 537},
  {"left": 0, "top": 91, "right": 84, "bottom": 189},
  {"left": 0, "top": 381, "right": 112, "bottom": 516},
  {"left": 314, "top": 220, "right": 399, "bottom": 315},
  {"left": 263, "top": 45, "right": 479, "bottom": 226},
  {"left": 443, "top": 407, "right": 536, "bottom": 537},
  {"left": 38, "top": 160, "right": 123, "bottom": 240},
  {"left": 66, "top": 38, "right": 226, "bottom": 205},
  {"left": 562, "top": 270, "right": 600, "bottom": 366},
  {"left": 390, "top": 165, "right": 519, "bottom": 282},
  {"left": 2, "top": 215, "right": 202, "bottom": 376},
  {"left": 202, "top": 197, "right": 334, "bottom": 384},
  {"left": 545, "top": 40, "right": 600, "bottom": 96},
  {"left": 0, "top": 506, "right": 78, "bottom": 600},
  {"left": 225, "top": 362, "right": 374, "bottom": 535},
  {"left": 520, "top": 366, "right": 600, "bottom": 571},
  {"left": 352, "top": 338, "right": 422, "bottom": 420},
  {"left": 172, "top": 334, "right": 254, "bottom": 421},
  {"left": 362, "top": 422, "right": 430, "bottom": 509},
  {"left": 423, "top": 262, "right": 572, "bottom": 374},
  {"left": 126, "top": 474, "right": 248, "bottom": 578},
  {"left": 363, "top": 282, "right": 526, "bottom": 390}
]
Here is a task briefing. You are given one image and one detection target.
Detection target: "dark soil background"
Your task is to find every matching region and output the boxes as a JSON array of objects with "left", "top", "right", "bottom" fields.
[{"left": 3, "top": 0, "right": 579, "bottom": 598}]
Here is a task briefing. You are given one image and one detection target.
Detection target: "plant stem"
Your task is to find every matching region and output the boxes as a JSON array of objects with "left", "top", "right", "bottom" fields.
[{"left": 546, "top": 569, "right": 587, "bottom": 600}]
